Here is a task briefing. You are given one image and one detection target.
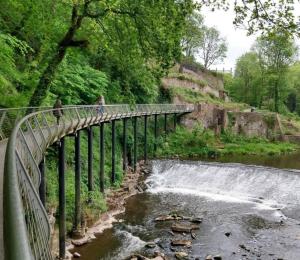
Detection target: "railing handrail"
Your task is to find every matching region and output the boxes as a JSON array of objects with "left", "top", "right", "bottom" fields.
[{"left": 3, "top": 104, "right": 194, "bottom": 259}]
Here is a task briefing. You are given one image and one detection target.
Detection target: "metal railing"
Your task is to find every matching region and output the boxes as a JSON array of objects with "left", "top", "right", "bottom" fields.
[{"left": 3, "top": 104, "right": 194, "bottom": 260}]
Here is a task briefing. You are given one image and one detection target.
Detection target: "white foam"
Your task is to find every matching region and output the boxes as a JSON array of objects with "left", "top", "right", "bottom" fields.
[
  {"left": 107, "top": 230, "right": 146, "bottom": 260},
  {"left": 146, "top": 160, "right": 300, "bottom": 216}
]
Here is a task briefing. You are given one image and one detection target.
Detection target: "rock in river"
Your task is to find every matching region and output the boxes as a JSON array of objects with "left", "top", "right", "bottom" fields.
[
  {"left": 171, "top": 239, "right": 192, "bottom": 247},
  {"left": 175, "top": 252, "right": 188, "bottom": 259},
  {"left": 171, "top": 223, "right": 200, "bottom": 233}
]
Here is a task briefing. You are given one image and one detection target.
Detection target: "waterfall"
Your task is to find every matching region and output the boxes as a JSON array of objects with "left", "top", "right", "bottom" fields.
[{"left": 146, "top": 160, "right": 300, "bottom": 214}]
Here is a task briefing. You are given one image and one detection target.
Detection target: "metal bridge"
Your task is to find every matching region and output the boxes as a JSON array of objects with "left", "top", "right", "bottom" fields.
[{"left": 0, "top": 104, "right": 194, "bottom": 260}]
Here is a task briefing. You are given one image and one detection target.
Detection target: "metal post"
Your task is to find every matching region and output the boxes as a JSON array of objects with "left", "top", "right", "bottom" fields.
[
  {"left": 144, "top": 115, "right": 148, "bottom": 161},
  {"left": 58, "top": 137, "right": 65, "bottom": 259},
  {"left": 111, "top": 120, "right": 116, "bottom": 184},
  {"left": 133, "top": 117, "right": 137, "bottom": 172},
  {"left": 154, "top": 114, "right": 158, "bottom": 155},
  {"left": 173, "top": 113, "right": 177, "bottom": 131},
  {"left": 87, "top": 127, "right": 93, "bottom": 191},
  {"left": 100, "top": 122, "right": 105, "bottom": 193},
  {"left": 164, "top": 114, "right": 167, "bottom": 138},
  {"left": 39, "top": 156, "right": 46, "bottom": 207},
  {"left": 74, "top": 131, "right": 81, "bottom": 231},
  {"left": 122, "top": 118, "right": 127, "bottom": 172}
]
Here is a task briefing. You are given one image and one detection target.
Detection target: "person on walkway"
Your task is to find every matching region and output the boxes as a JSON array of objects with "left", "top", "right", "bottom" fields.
[
  {"left": 53, "top": 97, "right": 63, "bottom": 125},
  {"left": 96, "top": 95, "right": 105, "bottom": 114}
]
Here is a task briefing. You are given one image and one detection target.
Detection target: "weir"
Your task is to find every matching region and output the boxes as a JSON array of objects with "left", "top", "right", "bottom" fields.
[
  {"left": 147, "top": 160, "right": 300, "bottom": 212},
  {"left": 0, "top": 104, "right": 193, "bottom": 260}
]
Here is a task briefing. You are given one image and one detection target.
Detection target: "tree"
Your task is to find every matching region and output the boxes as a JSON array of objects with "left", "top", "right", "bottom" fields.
[
  {"left": 231, "top": 52, "right": 264, "bottom": 107},
  {"left": 198, "top": 0, "right": 300, "bottom": 37},
  {"left": 181, "top": 12, "right": 204, "bottom": 58},
  {"left": 253, "top": 31, "right": 297, "bottom": 112},
  {"left": 198, "top": 26, "right": 227, "bottom": 69},
  {"left": 1, "top": 0, "right": 195, "bottom": 107}
]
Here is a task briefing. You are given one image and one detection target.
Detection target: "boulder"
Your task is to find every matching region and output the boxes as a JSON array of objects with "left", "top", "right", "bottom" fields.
[
  {"left": 191, "top": 232, "right": 197, "bottom": 239},
  {"left": 190, "top": 217, "right": 202, "bottom": 224},
  {"left": 171, "top": 240, "right": 192, "bottom": 247},
  {"left": 155, "top": 215, "right": 175, "bottom": 221},
  {"left": 71, "top": 237, "right": 89, "bottom": 246},
  {"left": 145, "top": 242, "right": 156, "bottom": 248},
  {"left": 171, "top": 223, "right": 200, "bottom": 233},
  {"left": 224, "top": 232, "right": 231, "bottom": 237},
  {"left": 73, "top": 252, "right": 81, "bottom": 258},
  {"left": 175, "top": 252, "right": 188, "bottom": 260}
]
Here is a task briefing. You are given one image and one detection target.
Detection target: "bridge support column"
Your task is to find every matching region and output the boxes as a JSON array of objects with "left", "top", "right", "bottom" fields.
[
  {"left": 39, "top": 156, "right": 46, "bottom": 207},
  {"left": 87, "top": 127, "right": 93, "bottom": 191},
  {"left": 154, "top": 114, "right": 158, "bottom": 155},
  {"left": 122, "top": 118, "right": 127, "bottom": 172},
  {"left": 144, "top": 115, "right": 148, "bottom": 162},
  {"left": 74, "top": 131, "right": 81, "bottom": 232},
  {"left": 164, "top": 114, "right": 168, "bottom": 138},
  {"left": 58, "top": 137, "right": 66, "bottom": 259},
  {"left": 133, "top": 117, "right": 137, "bottom": 172},
  {"left": 111, "top": 120, "right": 116, "bottom": 184},
  {"left": 100, "top": 123, "right": 105, "bottom": 193},
  {"left": 173, "top": 113, "right": 177, "bottom": 131}
]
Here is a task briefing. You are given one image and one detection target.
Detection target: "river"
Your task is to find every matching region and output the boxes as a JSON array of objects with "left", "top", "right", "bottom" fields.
[{"left": 72, "top": 152, "right": 300, "bottom": 259}]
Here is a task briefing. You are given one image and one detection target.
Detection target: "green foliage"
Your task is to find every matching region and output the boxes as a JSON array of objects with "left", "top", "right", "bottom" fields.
[
  {"left": 158, "top": 126, "right": 298, "bottom": 158},
  {"left": 181, "top": 11, "right": 204, "bottom": 57},
  {"left": 226, "top": 31, "right": 298, "bottom": 114},
  {"left": 0, "top": 32, "right": 32, "bottom": 107},
  {"left": 50, "top": 51, "right": 109, "bottom": 105}
]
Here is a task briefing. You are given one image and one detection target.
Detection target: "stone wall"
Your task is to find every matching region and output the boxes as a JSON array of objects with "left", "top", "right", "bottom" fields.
[
  {"left": 181, "top": 103, "right": 227, "bottom": 130},
  {"left": 180, "top": 104, "right": 285, "bottom": 141},
  {"left": 283, "top": 135, "right": 300, "bottom": 144},
  {"left": 228, "top": 112, "right": 284, "bottom": 140}
]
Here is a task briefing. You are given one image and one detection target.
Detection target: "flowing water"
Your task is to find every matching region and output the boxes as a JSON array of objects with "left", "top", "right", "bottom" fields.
[{"left": 72, "top": 153, "right": 300, "bottom": 260}]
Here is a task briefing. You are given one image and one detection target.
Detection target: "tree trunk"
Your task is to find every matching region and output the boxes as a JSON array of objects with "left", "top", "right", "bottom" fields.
[
  {"left": 27, "top": 46, "right": 68, "bottom": 108},
  {"left": 274, "top": 80, "right": 279, "bottom": 113},
  {"left": 27, "top": 4, "right": 86, "bottom": 108}
]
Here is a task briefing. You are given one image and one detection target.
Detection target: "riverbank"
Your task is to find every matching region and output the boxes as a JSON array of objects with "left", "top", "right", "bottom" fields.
[
  {"left": 52, "top": 161, "right": 149, "bottom": 259},
  {"left": 157, "top": 126, "right": 299, "bottom": 159}
]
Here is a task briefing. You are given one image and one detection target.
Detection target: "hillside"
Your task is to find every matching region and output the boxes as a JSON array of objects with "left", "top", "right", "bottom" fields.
[{"left": 163, "top": 63, "right": 300, "bottom": 143}]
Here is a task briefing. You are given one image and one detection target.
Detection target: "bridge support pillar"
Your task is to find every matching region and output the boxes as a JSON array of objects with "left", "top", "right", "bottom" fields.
[
  {"left": 144, "top": 115, "right": 148, "bottom": 162},
  {"left": 87, "top": 127, "right": 93, "bottom": 191},
  {"left": 133, "top": 117, "right": 137, "bottom": 172},
  {"left": 111, "top": 120, "right": 116, "bottom": 184},
  {"left": 173, "top": 113, "right": 177, "bottom": 131},
  {"left": 154, "top": 114, "right": 158, "bottom": 155},
  {"left": 74, "top": 131, "right": 81, "bottom": 232},
  {"left": 122, "top": 118, "right": 127, "bottom": 172},
  {"left": 58, "top": 137, "right": 66, "bottom": 259},
  {"left": 164, "top": 114, "right": 168, "bottom": 138},
  {"left": 100, "top": 123, "right": 105, "bottom": 193},
  {"left": 39, "top": 156, "right": 46, "bottom": 207}
]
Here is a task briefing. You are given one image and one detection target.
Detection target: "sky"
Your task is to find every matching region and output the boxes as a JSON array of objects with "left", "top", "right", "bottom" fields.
[
  {"left": 200, "top": 7, "right": 256, "bottom": 70},
  {"left": 200, "top": 3, "right": 300, "bottom": 71}
]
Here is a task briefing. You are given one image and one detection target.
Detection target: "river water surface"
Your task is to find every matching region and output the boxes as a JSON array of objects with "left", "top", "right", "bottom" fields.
[{"left": 72, "top": 152, "right": 300, "bottom": 260}]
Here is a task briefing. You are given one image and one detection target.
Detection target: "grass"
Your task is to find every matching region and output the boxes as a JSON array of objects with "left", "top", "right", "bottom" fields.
[
  {"left": 157, "top": 126, "right": 299, "bottom": 159},
  {"left": 170, "top": 86, "right": 249, "bottom": 110},
  {"left": 168, "top": 72, "right": 208, "bottom": 87}
]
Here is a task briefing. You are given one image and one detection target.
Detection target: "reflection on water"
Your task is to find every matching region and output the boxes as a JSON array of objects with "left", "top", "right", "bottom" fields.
[{"left": 207, "top": 151, "right": 300, "bottom": 170}]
